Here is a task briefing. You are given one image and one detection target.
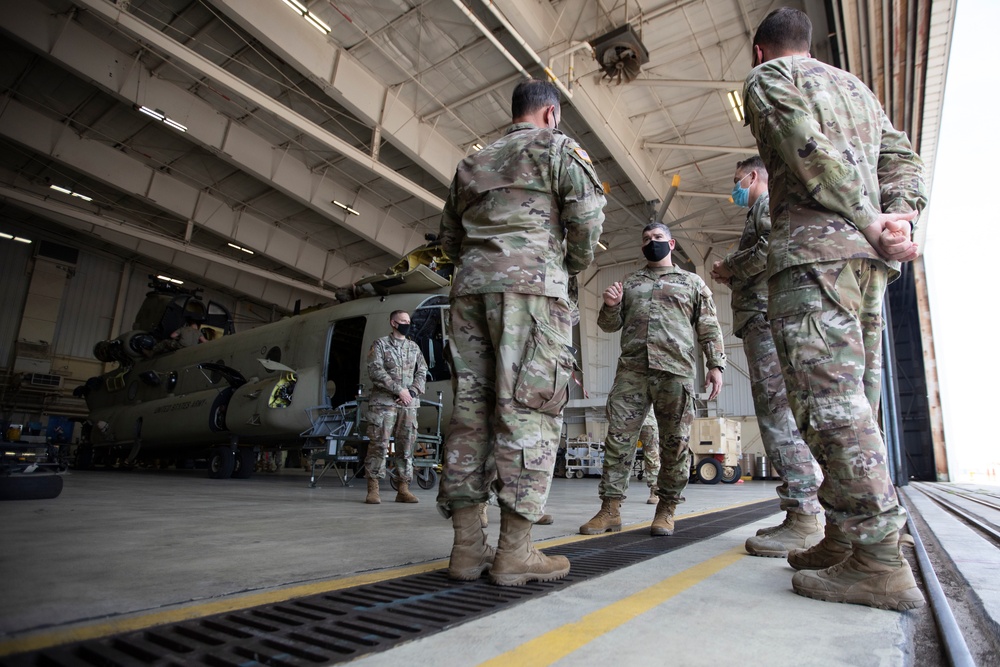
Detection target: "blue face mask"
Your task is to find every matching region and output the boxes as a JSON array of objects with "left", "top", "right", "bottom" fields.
[{"left": 731, "top": 173, "right": 751, "bottom": 208}]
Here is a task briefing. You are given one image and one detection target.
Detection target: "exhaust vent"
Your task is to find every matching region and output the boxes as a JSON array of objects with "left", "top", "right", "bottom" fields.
[{"left": 589, "top": 24, "right": 649, "bottom": 84}]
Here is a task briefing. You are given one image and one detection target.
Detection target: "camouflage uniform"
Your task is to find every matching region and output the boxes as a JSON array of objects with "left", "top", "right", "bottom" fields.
[
  {"left": 365, "top": 335, "right": 428, "bottom": 483},
  {"left": 744, "top": 56, "right": 926, "bottom": 544},
  {"left": 598, "top": 266, "right": 726, "bottom": 506},
  {"left": 724, "top": 192, "right": 822, "bottom": 515},
  {"left": 637, "top": 408, "right": 660, "bottom": 488},
  {"left": 438, "top": 122, "right": 605, "bottom": 522}
]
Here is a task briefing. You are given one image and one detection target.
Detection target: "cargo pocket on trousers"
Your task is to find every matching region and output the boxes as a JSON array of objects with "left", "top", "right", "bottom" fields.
[
  {"left": 522, "top": 443, "right": 555, "bottom": 473},
  {"left": 768, "top": 285, "right": 831, "bottom": 371},
  {"left": 513, "top": 319, "right": 579, "bottom": 417},
  {"left": 808, "top": 397, "right": 871, "bottom": 480}
]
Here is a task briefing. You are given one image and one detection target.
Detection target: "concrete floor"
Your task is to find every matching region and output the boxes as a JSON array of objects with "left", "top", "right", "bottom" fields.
[{"left": 0, "top": 468, "right": 936, "bottom": 665}]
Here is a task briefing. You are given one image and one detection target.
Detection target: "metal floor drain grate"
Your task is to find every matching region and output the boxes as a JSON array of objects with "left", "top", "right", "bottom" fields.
[{"left": 2, "top": 500, "right": 777, "bottom": 666}]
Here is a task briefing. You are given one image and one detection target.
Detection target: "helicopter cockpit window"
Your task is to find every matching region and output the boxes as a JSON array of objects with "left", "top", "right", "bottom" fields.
[{"left": 411, "top": 300, "right": 450, "bottom": 383}]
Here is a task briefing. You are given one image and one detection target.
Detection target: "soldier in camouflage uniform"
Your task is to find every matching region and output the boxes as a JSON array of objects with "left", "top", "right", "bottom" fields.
[
  {"left": 637, "top": 408, "right": 661, "bottom": 505},
  {"left": 744, "top": 8, "right": 925, "bottom": 610},
  {"left": 580, "top": 222, "right": 725, "bottom": 537},
  {"left": 711, "top": 156, "right": 824, "bottom": 558},
  {"left": 438, "top": 79, "right": 605, "bottom": 586},
  {"left": 364, "top": 310, "right": 428, "bottom": 505}
]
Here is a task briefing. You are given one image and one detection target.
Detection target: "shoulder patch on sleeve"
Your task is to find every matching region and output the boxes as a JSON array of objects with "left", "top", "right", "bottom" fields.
[{"left": 574, "top": 147, "right": 592, "bottom": 163}]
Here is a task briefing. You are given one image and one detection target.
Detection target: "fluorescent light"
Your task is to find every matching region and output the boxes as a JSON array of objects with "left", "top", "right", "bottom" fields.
[
  {"left": 0, "top": 232, "right": 13, "bottom": 239},
  {"left": 135, "top": 105, "right": 186, "bottom": 132},
  {"left": 227, "top": 242, "right": 254, "bottom": 255},
  {"left": 727, "top": 90, "right": 744, "bottom": 123},
  {"left": 71, "top": 192, "right": 93, "bottom": 202},
  {"left": 596, "top": 240, "right": 608, "bottom": 250},
  {"left": 163, "top": 118, "right": 187, "bottom": 132},
  {"left": 138, "top": 105, "right": 166, "bottom": 121},
  {"left": 472, "top": 143, "right": 483, "bottom": 151},
  {"left": 332, "top": 200, "right": 360, "bottom": 216},
  {"left": 14, "top": 237, "right": 32, "bottom": 244},
  {"left": 281, "top": 0, "right": 306, "bottom": 14},
  {"left": 306, "top": 12, "right": 331, "bottom": 32},
  {"left": 49, "top": 185, "right": 72, "bottom": 195},
  {"left": 303, "top": 12, "right": 330, "bottom": 33},
  {"left": 157, "top": 274, "right": 184, "bottom": 285}
]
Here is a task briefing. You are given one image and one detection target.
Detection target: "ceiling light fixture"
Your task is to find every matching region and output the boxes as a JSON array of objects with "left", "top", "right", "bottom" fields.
[
  {"left": 14, "top": 237, "right": 32, "bottom": 244},
  {"left": 227, "top": 242, "right": 255, "bottom": 255},
  {"left": 0, "top": 232, "right": 14, "bottom": 240},
  {"left": 282, "top": 0, "right": 331, "bottom": 34},
  {"left": 304, "top": 12, "right": 331, "bottom": 33},
  {"left": 50, "top": 184, "right": 94, "bottom": 202},
  {"left": 472, "top": 143, "right": 484, "bottom": 151},
  {"left": 157, "top": 274, "right": 184, "bottom": 285},
  {"left": 282, "top": 0, "right": 307, "bottom": 14},
  {"left": 727, "top": 90, "right": 744, "bottom": 123},
  {"left": 135, "top": 105, "right": 187, "bottom": 132},
  {"left": 332, "top": 200, "right": 360, "bottom": 216},
  {"left": 596, "top": 240, "right": 608, "bottom": 250}
]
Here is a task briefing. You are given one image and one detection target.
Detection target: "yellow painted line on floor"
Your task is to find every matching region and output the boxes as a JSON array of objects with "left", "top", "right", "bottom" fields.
[
  {"left": 0, "top": 498, "right": 772, "bottom": 658},
  {"left": 0, "top": 559, "right": 447, "bottom": 657},
  {"left": 478, "top": 545, "right": 747, "bottom": 667}
]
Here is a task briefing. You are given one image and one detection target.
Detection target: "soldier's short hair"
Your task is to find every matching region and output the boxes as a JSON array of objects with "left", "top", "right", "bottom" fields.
[
  {"left": 642, "top": 222, "right": 672, "bottom": 239},
  {"left": 753, "top": 7, "right": 812, "bottom": 53},
  {"left": 511, "top": 79, "right": 561, "bottom": 119},
  {"left": 736, "top": 155, "right": 767, "bottom": 179},
  {"left": 389, "top": 310, "right": 409, "bottom": 322}
]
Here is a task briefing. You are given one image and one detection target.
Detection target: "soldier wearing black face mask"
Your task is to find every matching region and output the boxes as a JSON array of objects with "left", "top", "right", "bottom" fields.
[
  {"left": 580, "top": 222, "right": 726, "bottom": 537},
  {"left": 364, "top": 310, "right": 428, "bottom": 505}
]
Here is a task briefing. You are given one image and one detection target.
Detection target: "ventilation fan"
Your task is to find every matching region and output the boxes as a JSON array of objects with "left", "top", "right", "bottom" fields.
[{"left": 589, "top": 24, "right": 649, "bottom": 85}]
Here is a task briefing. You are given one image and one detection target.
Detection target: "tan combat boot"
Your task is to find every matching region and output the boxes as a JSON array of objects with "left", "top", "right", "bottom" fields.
[
  {"left": 646, "top": 487, "right": 658, "bottom": 505},
  {"left": 650, "top": 499, "right": 676, "bottom": 536},
  {"left": 756, "top": 512, "right": 793, "bottom": 536},
  {"left": 448, "top": 505, "right": 495, "bottom": 580},
  {"left": 535, "top": 514, "right": 554, "bottom": 525},
  {"left": 365, "top": 477, "right": 380, "bottom": 504},
  {"left": 395, "top": 481, "right": 419, "bottom": 503},
  {"left": 579, "top": 498, "right": 622, "bottom": 535},
  {"left": 787, "top": 523, "right": 852, "bottom": 570},
  {"left": 478, "top": 503, "right": 489, "bottom": 528},
  {"left": 791, "top": 533, "right": 925, "bottom": 611},
  {"left": 490, "top": 511, "right": 570, "bottom": 586},
  {"left": 745, "top": 512, "right": 823, "bottom": 557}
]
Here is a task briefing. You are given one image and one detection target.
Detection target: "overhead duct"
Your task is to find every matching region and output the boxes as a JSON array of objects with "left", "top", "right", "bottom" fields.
[{"left": 589, "top": 24, "right": 649, "bottom": 84}]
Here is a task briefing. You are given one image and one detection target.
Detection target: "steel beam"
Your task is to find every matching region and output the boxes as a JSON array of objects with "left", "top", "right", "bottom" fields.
[
  {"left": 211, "top": 0, "right": 464, "bottom": 186},
  {"left": 645, "top": 142, "right": 757, "bottom": 154},
  {"left": 0, "top": 0, "right": 428, "bottom": 260},
  {"left": 0, "top": 95, "right": 366, "bottom": 289},
  {"left": 0, "top": 187, "right": 338, "bottom": 310},
  {"left": 69, "top": 0, "right": 445, "bottom": 214}
]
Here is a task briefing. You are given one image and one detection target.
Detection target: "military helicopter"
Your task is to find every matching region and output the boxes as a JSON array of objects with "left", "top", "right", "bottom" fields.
[{"left": 74, "top": 239, "right": 454, "bottom": 481}]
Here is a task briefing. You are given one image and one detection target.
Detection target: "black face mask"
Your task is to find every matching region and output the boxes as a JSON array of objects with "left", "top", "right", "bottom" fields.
[
  {"left": 642, "top": 240, "right": 671, "bottom": 262},
  {"left": 395, "top": 323, "right": 411, "bottom": 336}
]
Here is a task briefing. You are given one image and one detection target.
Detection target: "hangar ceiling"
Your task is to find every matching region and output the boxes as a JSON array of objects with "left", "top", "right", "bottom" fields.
[{"left": 0, "top": 0, "right": 952, "bottom": 312}]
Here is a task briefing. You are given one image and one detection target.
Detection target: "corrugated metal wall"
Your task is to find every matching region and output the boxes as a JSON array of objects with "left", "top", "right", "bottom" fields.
[
  {"left": 0, "top": 240, "right": 34, "bottom": 367},
  {"left": 53, "top": 253, "right": 121, "bottom": 358}
]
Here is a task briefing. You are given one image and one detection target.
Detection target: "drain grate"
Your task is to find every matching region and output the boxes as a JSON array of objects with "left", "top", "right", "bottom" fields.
[{"left": 2, "top": 500, "right": 777, "bottom": 666}]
